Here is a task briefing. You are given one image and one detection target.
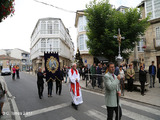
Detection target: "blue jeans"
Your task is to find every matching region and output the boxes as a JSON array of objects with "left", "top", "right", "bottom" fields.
[{"left": 48, "top": 82, "right": 53, "bottom": 95}]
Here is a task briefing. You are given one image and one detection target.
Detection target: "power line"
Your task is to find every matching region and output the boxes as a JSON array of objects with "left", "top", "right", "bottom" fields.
[{"left": 33, "top": 0, "right": 76, "bottom": 13}]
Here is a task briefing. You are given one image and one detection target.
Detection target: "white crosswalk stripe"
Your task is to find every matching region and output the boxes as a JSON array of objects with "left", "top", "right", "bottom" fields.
[
  {"left": 62, "top": 116, "right": 76, "bottom": 120},
  {"left": 24, "top": 103, "right": 70, "bottom": 118},
  {"left": 120, "top": 100, "right": 160, "bottom": 116},
  {"left": 101, "top": 105, "right": 155, "bottom": 120},
  {"left": 85, "top": 109, "right": 106, "bottom": 120}
]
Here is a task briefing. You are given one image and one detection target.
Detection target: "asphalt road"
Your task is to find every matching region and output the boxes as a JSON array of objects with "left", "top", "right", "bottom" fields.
[{"left": 3, "top": 72, "right": 160, "bottom": 120}]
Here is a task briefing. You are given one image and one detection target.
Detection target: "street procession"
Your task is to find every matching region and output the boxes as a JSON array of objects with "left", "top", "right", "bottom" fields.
[{"left": 0, "top": 0, "right": 160, "bottom": 120}]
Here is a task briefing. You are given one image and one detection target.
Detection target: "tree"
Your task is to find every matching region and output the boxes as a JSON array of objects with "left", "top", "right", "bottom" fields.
[
  {"left": 85, "top": 0, "right": 149, "bottom": 62},
  {"left": 75, "top": 49, "right": 84, "bottom": 68},
  {"left": 0, "top": 0, "right": 15, "bottom": 22}
]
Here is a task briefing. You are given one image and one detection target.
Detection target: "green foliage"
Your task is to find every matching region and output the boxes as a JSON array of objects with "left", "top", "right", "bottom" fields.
[
  {"left": 0, "top": 0, "right": 15, "bottom": 22},
  {"left": 75, "top": 49, "right": 84, "bottom": 68},
  {"left": 85, "top": 0, "right": 149, "bottom": 62}
]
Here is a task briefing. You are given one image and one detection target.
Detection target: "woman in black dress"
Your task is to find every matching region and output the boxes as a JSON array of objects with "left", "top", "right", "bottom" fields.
[{"left": 139, "top": 66, "right": 147, "bottom": 96}]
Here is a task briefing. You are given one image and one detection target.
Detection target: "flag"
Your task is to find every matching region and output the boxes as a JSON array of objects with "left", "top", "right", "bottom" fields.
[{"left": 44, "top": 52, "right": 60, "bottom": 82}]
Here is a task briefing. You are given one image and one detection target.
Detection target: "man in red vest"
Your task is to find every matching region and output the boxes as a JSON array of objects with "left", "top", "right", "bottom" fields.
[{"left": 69, "top": 63, "right": 83, "bottom": 110}]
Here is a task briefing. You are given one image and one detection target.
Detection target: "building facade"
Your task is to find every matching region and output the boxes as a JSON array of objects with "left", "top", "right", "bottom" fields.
[
  {"left": 30, "top": 18, "right": 74, "bottom": 72},
  {"left": 0, "top": 55, "right": 21, "bottom": 72},
  {"left": 0, "top": 48, "right": 31, "bottom": 71},
  {"left": 138, "top": 0, "right": 160, "bottom": 69},
  {"left": 75, "top": 10, "right": 94, "bottom": 67}
]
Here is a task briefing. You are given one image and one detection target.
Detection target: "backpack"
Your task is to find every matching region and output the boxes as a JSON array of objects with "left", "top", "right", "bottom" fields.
[{"left": 0, "top": 82, "right": 4, "bottom": 99}]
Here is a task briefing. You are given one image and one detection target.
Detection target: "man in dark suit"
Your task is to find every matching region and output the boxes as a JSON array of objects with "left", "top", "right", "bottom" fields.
[
  {"left": 37, "top": 68, "right": 46, "bottom": 99},
  {"left": 149, "top": 61, "right": 156, "bottom": 88},
  {"left": 56, "top": 70, "right": 64, "bottom": 95}
]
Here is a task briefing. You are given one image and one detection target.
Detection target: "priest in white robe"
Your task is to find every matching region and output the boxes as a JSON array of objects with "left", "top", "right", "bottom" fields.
[{"left": 69, "top": 63, "right": 83, "bottom": 110}]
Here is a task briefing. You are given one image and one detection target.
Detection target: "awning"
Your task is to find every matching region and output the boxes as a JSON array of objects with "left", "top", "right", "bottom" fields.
[{"left": 95, "top": 56, "right": 108, "bottom": 62}]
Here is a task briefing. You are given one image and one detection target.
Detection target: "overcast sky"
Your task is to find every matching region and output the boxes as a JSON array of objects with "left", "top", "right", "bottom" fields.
[{"left": 0, "top": 0, "right": 141, "bottom": 52}]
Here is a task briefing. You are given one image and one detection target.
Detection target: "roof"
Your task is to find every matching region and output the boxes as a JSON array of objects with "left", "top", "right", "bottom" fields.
[
  {"left": 75, "top": 10, "right": 86, "bottom": 27},
  {"left": 137, "top": 0, "right": 145, "bottom": 8},
  {"left": 116, "top": 5, "right": 129, "bottom": 11},
  {"left": 15, "top": 48, "right": 29, "bottom": 54},
  {"left": 31, "top": 17, "right": 69, "bottom": 38},
  {"left": 0, "top": 55, "right": 20, "bottom": 60}
]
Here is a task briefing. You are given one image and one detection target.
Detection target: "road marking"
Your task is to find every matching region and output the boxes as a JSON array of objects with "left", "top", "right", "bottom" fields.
[
  {"left": 101, "top": 105, "right": 154, "bottom": 120},
  {"left": 24, "top": 103, "right": 70, "bottom": 118},
  {"left": 122, "top": 109, "right": 154, "bottom": 120},
  {"left": 82, "top": 89, "right": 105, "bottom": 96},
  {"left": 3, "top": 76, "right": 22, "bottom": 120},
  {"left": 62, "top": 116, "right": 76, "bottom": 120},
  {"left": 120, "top": 100, "right": 160, "bottom": 116},
  {"left": 85, "top": 109, "right": 106, "bottom": 120}
]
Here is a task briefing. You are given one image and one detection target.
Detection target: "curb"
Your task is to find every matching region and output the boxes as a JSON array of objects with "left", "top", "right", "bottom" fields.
[
  {"left": 81, "top": 87, "right": 160, "bottom": 108},
  {"left": 4, "top": 76, "right": 21, "bottom": 120}
]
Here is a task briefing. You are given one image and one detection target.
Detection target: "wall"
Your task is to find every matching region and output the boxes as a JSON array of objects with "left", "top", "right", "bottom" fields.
[
  {"left": 81, "top": 54, "right": 94, "bottom": 67},
  {"left": 0, "top": 50, "right": 7, "bottom": 55}
]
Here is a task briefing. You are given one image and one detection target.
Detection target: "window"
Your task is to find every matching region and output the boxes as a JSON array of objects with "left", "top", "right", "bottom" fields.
[
  {"left": 53, "top": 40, "right": 58, "bottom": 48},
  {"left": 41, "top": 39, "right": 46, "bottom": 52},
  {"left": 78, "top": 35, "right": 84, "bottom": 50},
  {"left": 47, "top": 39, "right": 52, "bottom": 51},
  {"left": 54, "top": 21, "right": 59, "bottom": 34},
  {"left": 156, "top": 27, "right": 160, "bottom": 40},
  {"left": 137, "top": 40, "right": 144, "bottom": 52},
  {"left": 78, "top": 16, "right": 83, "bottom": 32},
  {"left": 41, "top": 21, "right": 46, "bottom": 34},
  {"left": 84, "top": 34, "right": 88, "bottom": 50},
  {"left": 47, "top": 21, "right": 52, "bottom": 34},
  {"left": 146, "top": 0, "right": 160, "bottom": 19}
]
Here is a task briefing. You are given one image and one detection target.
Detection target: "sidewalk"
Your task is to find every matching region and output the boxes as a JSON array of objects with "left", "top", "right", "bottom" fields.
[
  {"left": 79, "top": 79, "right": 160, "bottom": 107},
  {"left": 1, "top": 94, "right": 12, "bottom": 120}
]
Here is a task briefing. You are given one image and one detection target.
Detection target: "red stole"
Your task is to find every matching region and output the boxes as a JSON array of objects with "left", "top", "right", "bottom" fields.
[{"left": 70, "top": 69, "right": 80, "bottom": 96}]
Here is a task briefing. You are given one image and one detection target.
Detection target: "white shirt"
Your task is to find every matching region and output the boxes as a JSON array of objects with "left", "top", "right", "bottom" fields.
[{"left": 119, "top": 70, "right": 125, "bottom": 79}]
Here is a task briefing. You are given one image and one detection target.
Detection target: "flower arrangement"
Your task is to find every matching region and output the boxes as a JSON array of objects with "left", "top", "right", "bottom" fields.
[{"left": 0, "top": 0, "right": 15, "bottom": 22}]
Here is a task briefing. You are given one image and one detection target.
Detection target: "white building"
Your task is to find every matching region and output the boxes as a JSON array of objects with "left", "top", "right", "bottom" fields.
[
  {"left": 0, "top": 48, "right": 31, "bottom": 71},
  {"left": 30, "top": 18, "right": 74, "bottom": 72},
  {"left": 75, "top": 10, "right": 94, "bottom": 66}
]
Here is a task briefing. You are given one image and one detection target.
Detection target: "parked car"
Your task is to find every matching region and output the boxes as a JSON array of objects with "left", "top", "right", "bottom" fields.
[{"left": 1, "top": 68, "right": 11, "bottom": 76}]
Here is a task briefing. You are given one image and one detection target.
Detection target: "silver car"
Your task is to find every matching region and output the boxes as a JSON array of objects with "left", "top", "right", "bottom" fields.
[{"left": 1, "top": 68, "right": 11, "bottom": 76}]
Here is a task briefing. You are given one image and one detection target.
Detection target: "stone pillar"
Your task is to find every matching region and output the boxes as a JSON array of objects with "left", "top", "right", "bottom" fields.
[{"left": 133, "top": 42, "right": 139, "bottom": 72}]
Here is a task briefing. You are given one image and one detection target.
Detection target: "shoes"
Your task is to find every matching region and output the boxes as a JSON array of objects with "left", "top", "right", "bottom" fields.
[
  {"left": 141, "top": 93, "right": 145, "bottom": 96},
  {"left": 149, "top": 86, "right": 152, "bottom": 88},
  {"left": 71, "top": 102, "right": 78, "bottom": 110},
  {"left": 39, "top": 96, "right": 42, "bottom": 99}
]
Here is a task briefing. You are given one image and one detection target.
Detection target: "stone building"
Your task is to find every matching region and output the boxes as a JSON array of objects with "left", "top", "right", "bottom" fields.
[
  {"left": 30, "top": 18, "right": 74, "bottom": 72},
  {"left": 138, "top": 0, "right": 160, "bottom": 69},
  {"left": 0, "top": 55, "right": 21, "bottom": 72}
]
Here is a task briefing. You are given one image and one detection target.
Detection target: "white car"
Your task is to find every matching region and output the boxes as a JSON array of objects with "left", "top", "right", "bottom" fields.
[{"left": 1, "top": 68, "right": 11, "bottom": 76}]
